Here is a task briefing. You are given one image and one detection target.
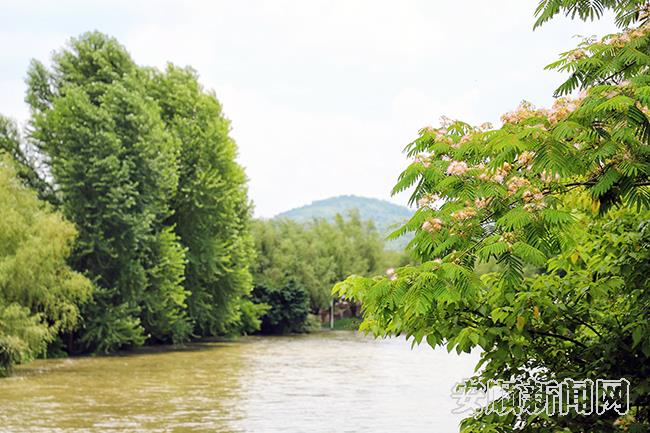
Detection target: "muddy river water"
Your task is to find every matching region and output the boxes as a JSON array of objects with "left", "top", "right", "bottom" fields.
[{"left": 0, "top": 331, "right": 479, "bottom": 432}]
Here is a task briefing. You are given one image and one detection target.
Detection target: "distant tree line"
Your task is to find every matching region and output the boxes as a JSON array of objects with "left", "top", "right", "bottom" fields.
[{"left": 250, "top": 212, "right": 409, "bottom": 334}]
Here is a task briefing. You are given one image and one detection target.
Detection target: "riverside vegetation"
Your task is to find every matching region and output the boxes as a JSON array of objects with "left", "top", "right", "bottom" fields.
[
  {"left": 0, "top": 33, "right": 402, "bottom": 375},
  {"left": 0, "top": 32, "right": 256, "bottom": 369},
  {"left": 1, "top": 2, "right": 649, "bottom": 433},
  {"left": 335, "top": 1, "right": 650, "bottom": 432}
]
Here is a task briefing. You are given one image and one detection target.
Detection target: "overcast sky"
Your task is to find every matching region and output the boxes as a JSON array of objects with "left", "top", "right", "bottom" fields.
[{"left": 0, "top": 1, "right": 617, "bottom": 217}]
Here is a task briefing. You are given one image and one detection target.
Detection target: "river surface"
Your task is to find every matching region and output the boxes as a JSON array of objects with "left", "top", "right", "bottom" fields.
[{"left": 0, "top": 331, "right": 479, "bottom": 433}]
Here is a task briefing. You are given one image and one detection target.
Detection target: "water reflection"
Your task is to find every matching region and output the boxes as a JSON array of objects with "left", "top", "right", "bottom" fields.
[{"left": 0, "top": 331, "right": 479, "bottom": 432}]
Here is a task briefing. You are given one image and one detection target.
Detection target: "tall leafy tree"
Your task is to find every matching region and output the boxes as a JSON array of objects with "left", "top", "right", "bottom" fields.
[
  {"left": 146, "top": 65, "right": 255, "bottom": 336},
  {"left": 0, "top": 155, "right": 91, "bottom": 375},
  {"left": 335, "top": 2, "right": 650, "bottom": 431},
  {"left": 25, "top": 32, "right": 190, "bottom": 351}
]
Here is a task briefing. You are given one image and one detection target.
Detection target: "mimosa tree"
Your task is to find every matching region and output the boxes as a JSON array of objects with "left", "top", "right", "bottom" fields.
[{"left": 335, "top": 2, "right": 650, "bottom": 431}]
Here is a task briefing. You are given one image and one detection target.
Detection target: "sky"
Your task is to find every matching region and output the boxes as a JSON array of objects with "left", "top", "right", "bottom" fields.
[{"left": 0, "top": 0, "right": 618, "bottom": 217}]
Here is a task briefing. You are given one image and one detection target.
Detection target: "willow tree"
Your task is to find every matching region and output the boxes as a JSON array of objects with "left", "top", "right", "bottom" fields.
[
  {"left": 26, "top": 32, "right": 190, "bottom": 351},
  {"left": 146, "top": 65, "right": 255, "bottom": 336},
  {"left": 0, "top": 155, "right": 91, "bottom": 375},
  {"left": 335, "top": 2, "right": 650, "bottom": 431}
]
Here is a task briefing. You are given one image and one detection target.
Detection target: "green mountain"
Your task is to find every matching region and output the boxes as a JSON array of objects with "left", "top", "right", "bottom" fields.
[{"left": 274, "top": 195, "right": 413, "bottom": 251}]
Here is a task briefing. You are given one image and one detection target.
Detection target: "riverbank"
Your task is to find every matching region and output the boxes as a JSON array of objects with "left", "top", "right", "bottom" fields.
[{"left": 5, "top": 328, "right": 343, "bottom": 373}]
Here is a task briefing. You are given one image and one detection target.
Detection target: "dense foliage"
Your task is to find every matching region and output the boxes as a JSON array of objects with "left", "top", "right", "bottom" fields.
[
  {"left": 0, "top": 156, "right": 91, "bottom": 375},
  {"left": 25, "top": 33, "right": 189, "bottom": 351},
  {"left": 334, "top": 1, "right": 650, "bottom": 431},
  {"left": 0, "top": 117, "right": 53, "bottom": 202},
  {"left": 253, "top": 212, "right": 402, "bottom": 315},
  {"left": 251, "top": 281, "right": 310, "bottom": 334},
  {"left": 147, "top": 65, "right": 255, "bottom": 338},
  {"left": 0, "top": 32, "right": 255, "bottom": 359}
]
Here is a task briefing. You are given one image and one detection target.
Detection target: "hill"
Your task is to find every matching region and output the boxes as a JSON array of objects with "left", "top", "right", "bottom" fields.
[{"left": 274, "top": 195, "right": 413, "bottom": 251}]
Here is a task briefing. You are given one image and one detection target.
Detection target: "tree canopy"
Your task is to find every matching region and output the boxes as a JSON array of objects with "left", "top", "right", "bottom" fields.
[
  {"left": 147, "top": 65, "right": 255, "bottom": 337},
  {"left": 253, "top": 212, "right": 399, "bottom": 313},
  {"left": 335, "top": 2, "right": 650, "bottom": 431},
  {"left": 251, "top": 212, "right": 406, "bottom": 333},
  {"left": 0, "top": 32, "right": 256, "bottom": 358},
  {"left": 25, "top": 32, "right": 188, "bottom": 351}
]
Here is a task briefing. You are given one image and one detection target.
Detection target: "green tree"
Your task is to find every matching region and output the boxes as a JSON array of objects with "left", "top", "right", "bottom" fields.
[
  {"left": 251, "top": 280, "right": 310, "bottom": 334},
  {"left": 25, "top": 32, "right": 190, "bottom": 351},
  {"left": 335, "top": 2, "right": 650, "bottom": 431},
  {"left": 0, "top": 155, "right": 91, "bottom": 375},
  {"left": 311, "top": 212, "right": 388, "bottom": 308},
  {"left": 146, "top": 65, "right": 255, "bottom": 336},
  {"left": 252, "top": 218, "right": 317, "bottom": 302},
  {"left": 253, "top": 212, "right": 393, "bottom": 316},
  {"left": 0, "top": 116, "right": 53, "bottom": 202}
]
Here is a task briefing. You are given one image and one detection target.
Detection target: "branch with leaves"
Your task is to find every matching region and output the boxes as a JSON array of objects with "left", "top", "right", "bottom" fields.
[{"left": 334, "top": 8, "right": 650, "bottom": 432}]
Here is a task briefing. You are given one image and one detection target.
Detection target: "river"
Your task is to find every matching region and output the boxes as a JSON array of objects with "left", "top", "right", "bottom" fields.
[{"left": 0, "top": 331, "right": 479, "bottom": 432}]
